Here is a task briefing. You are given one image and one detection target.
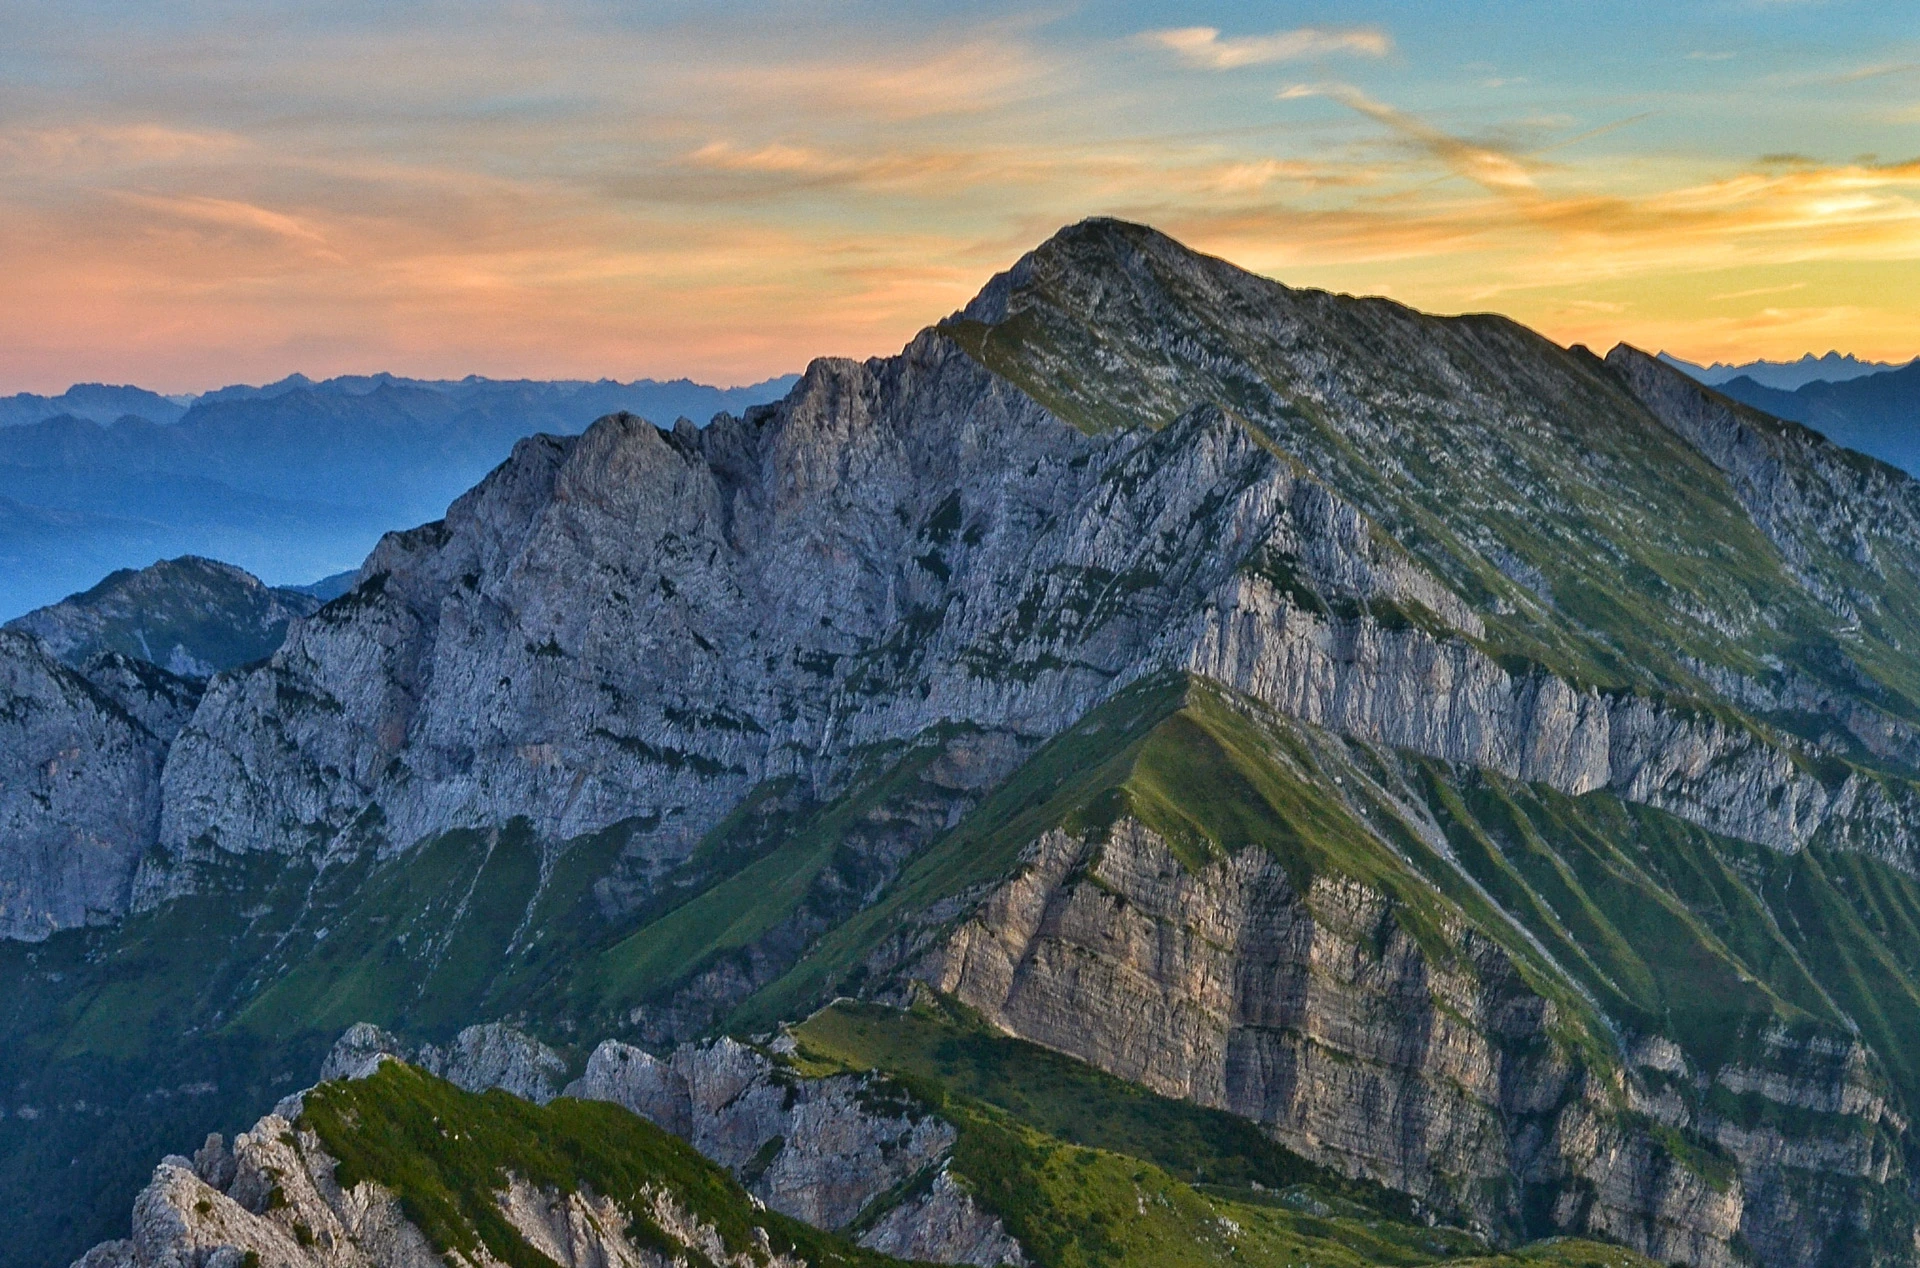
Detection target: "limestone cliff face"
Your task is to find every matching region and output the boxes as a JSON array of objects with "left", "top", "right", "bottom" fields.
[
  {"left": 0, "top": 630, "right": 169, "bottom": 941},
  {"left": 567, "top": 1037, "right": 1025, "bottom": 1266},
  {"left": 915, "top": 812, "right": 1892, "bottom": 1268},
  {"left": 155, "top": 346, "right": 1105, "bottom": 874},
  {"left": 1181, "top": 571, "right": 1920, "bottom": 860},
  {"left": 153, "top": 336, "right": 1920, "bottom": 893}
]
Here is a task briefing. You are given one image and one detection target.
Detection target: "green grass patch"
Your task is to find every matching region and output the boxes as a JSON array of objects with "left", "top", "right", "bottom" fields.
[{"left": 302, "top": 1061, "right": 906, "bottom": 1268}]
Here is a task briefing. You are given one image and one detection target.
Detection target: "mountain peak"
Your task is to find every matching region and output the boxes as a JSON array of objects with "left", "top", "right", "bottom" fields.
[{"left": 955, "top": 217, "right": 1194, "bottom": 325}]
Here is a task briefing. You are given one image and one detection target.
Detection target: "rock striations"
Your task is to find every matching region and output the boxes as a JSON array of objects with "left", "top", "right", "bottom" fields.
[{"left": 33, "top": 219, "right": 1920, "bottom": 1268}]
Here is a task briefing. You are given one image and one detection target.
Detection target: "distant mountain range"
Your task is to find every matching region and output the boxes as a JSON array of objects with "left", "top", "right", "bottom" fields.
[
  {"left": 0, "top": 372, "right": 797, "bottom": 618},
  {"left": 1659, "top": 350, "right": 1916, "bottom": 390},
  {"left": 1652, "top": 357, "right": 1920, "bottom": 477},
  {"left": 0, "top": 383, "right": 190, "bottom": 428},
  {"left": 1708, "top": 364, "right": 1920, "bottom": 475}
]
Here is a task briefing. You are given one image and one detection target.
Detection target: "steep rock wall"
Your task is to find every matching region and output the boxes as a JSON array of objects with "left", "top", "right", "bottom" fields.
[
  {"left": 915, "top": 815, "right": 1896, "bottom": 1268},
  {"left": 0, "top": 630, "right": 168, "bottom": 940},
  {"left": 567, "top": 1037, "right": 1025, "bottom": 1266}
]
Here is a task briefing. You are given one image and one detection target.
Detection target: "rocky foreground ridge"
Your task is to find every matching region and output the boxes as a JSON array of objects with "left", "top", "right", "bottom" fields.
[
  {"left": 75, "top": 1014, "right": 1609, "bottom": 1268},
  {"left": 16, "top": 219, "right": 1920, "bottom": 1268},
  {"left": 75, "top": 1041, "right": 912, "bottom": 1268}
]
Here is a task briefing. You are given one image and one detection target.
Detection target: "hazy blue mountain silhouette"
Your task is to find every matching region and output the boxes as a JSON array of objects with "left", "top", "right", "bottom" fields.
[
  {"left": 1715, "top": 361, "right": 1920, "bottom": 476},
  {"left": 1660, "top": 349, "right": 1915, "bottom": 390},
  {"left": 0, "top": 372, "right": 798, "bottom": 617},
  {"left": 0, "top": 383, "right": 188, "bottom": 428}
]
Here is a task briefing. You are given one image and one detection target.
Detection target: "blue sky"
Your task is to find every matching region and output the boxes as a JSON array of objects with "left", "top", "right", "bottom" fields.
[{"left": 1, "top": 0, "right": 1915, "bottom": 390}]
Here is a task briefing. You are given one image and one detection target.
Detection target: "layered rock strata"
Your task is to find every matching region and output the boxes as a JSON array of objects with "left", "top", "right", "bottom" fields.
[{"left": 917, "top": 812, "right": 1892, "bottom": 1268}]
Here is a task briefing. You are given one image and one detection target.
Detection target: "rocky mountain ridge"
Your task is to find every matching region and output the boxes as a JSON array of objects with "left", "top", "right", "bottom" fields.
[
  {"left": 16, "top": 219, "right": 1920, "bottom": 1268},
  {"left": 81, "top": 1013, "right": 1676, "bottom": 1268},
  {"left": 47, "top": 224, "right": 1920, "bottom": 932}
]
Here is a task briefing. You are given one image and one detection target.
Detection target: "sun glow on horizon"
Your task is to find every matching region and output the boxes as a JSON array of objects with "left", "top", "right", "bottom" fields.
[{"left": 1, "top": 2, "right": 1916, "bottom": 394}]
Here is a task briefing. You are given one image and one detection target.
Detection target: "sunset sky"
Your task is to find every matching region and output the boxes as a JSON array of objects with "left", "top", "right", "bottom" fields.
[{"left": 3, "top": 1, "right": 1917, "bottom": 393}]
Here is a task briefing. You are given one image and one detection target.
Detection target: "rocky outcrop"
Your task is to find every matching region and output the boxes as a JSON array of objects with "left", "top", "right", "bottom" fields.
[
  {"left": 495, "top": 1173, "right": 810, "bottom": 1268},
  {"left": 71, "top": 1117, "right": 444, "bottom": 1268},
  {"left": 567, "top": 1037, "right": 1023, "bottom": 1265},
  {"left": 73, "top": 1111, "right": 813, "bottom": 1268},
  {"left": 319, "top": 1021, "right": 567, "bottom": 1103},
  {"left": 857, "top": 1167, "right": 1026, "bottom": 1267},
  {"left": 0, "top": 630, "right": 167, "bottom": 940}
]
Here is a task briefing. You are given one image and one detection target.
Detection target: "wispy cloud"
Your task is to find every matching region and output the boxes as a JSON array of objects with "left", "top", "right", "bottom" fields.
[
  {"left": 0, "top": 124, "right": 244, "bottom": 173},
  {"left": 1144, "top": 26, "right": 1390, "bottom": 71},
  {"left": 1281, "top": 83, "right": 1536, "bottom": 191},
  {"left": 116, "top": 191, "right": 338, "bottom": 254},
  {"left": 1825, "top": 61, "right": 1920, "bottom": 84}
]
